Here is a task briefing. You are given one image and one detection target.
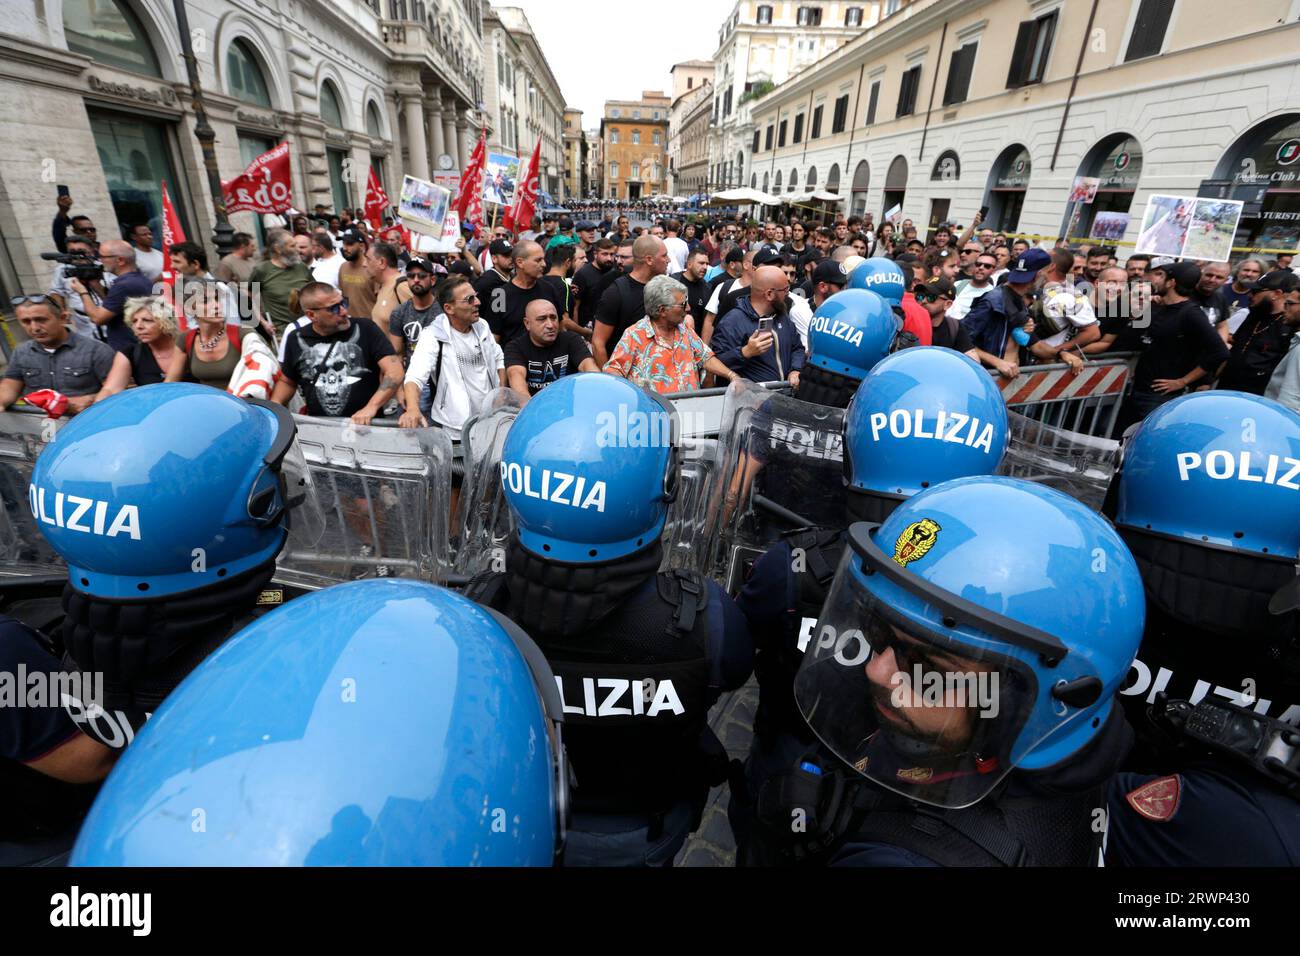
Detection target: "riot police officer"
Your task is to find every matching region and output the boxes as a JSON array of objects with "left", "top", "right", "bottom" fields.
[
  {"left": 796, "top": 288, "right": 901, "bottom": 409},
  {"left": 730, "top": 347, "right": 1009, "bottom": 863},
  {"left": 1104, "top": 390, "right": 1300, "bottom": 865},
  {"left": 773, "top": 476, "right": 1145, "bottom": 866},
  {"left": 29, "top": 383, "right": 319, "bottom": 750},
  {"left": 848, "top": 256, "right": 929, "bottom": 347},
  {"left": 72, "top": 580, "right": 569, "bottom": 865},
  {"left": 466, "top": 373, "right": 754, "bottom": 866}
]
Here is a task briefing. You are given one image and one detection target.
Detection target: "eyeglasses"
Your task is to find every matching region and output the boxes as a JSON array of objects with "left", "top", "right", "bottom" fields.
[
  {"left": 913, "top": 290, "right": 953, "bottom": 304},
  {"left": 973, "top": 261, "right": 997, "bottom": 270},
  {"left": 461, "top": 294, "right": 481, "bottom": 304},
  {"left": 312, "top": 297, "right": 350, "bottom": 315},
  {"left": 11, "top": 294, "right": 56, "bottom": 307}
]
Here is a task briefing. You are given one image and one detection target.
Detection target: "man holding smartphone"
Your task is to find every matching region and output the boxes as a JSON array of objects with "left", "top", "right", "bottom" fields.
[{"left": 710, "top": 265, "right": 805, "bottom": 386}]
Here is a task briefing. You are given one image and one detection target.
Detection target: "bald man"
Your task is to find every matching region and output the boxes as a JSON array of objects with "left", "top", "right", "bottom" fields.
[
  {"left": 592, "top": 235, "right": 670, "bottom": 367},
  {"left": 504, "top": 298, "right": 599, "bottom": 403},
  {"left": 710, "top": 265, "right": 805, "bottom": 387},
  {"left": 67, "top": 238, "right": 154, "bottom": 353},
  {"left": 482, "top": 239, "right": 563, "bottom": 346}
]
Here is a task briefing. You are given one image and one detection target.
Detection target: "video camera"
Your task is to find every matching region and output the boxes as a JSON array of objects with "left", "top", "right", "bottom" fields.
[{"left": 40, "top": 251, "right": 103, "bottom": 284}]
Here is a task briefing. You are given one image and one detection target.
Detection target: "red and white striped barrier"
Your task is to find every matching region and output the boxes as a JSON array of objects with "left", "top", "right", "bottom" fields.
[{"left": 1001, "top": 362, "right": 1130, "bottom": 407}]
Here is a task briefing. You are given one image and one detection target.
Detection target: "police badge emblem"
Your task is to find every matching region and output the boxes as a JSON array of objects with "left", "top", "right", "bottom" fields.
[
  {"left": 893, "top": 518, "right": 942, "bottom": 567},
  {"left": 1125, "top": 775, "right": 1182, "bottom": 822}
]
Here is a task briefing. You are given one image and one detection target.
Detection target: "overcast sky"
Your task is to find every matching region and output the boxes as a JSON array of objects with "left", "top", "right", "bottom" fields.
[{"left": 506, "top": 0, "right": 737, "bottom": 125}]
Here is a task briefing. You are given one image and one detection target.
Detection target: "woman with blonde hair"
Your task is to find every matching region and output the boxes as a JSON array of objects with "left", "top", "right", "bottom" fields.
[
  {"left": 124, "top": 295, "right": 179, "bottom": 386},
  {"left": 165, "top": 281, "right": 242, "bottom": 389}
]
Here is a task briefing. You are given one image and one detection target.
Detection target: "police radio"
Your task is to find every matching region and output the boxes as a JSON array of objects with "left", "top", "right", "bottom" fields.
[{"left": 1152, "top": 694, "right": 1300, "bottom": 799}]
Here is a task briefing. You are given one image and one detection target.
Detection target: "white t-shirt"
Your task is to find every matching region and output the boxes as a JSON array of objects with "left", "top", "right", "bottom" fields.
[
  {"left": 311, "top": 253, "right": 344, "bottom": 289},
  {"left": 664, "top": 236, "right": 690, "bottom": 273},
  {"left": 135, "top": 246, "right": 164, "bottom": 283},
  {"left": 948, "top": 280, "right": 995, "bottom": 320},
  {"left": 788, "top": 293, "right": 812, "bottom": 350}
]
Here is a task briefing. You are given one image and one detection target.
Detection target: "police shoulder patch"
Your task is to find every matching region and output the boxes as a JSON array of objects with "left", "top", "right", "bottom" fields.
[
  {"left": 1125, "top": 775, "right": 1182, "bottom": 822},
  {"left": 893, "top": 519, "right": 942, "bottom": 567},
  {"left": 897, "top": 766, "right": 934, "bottom": 782}
]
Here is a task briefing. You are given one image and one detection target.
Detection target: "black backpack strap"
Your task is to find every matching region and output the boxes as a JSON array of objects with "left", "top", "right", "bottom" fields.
[
  {"left": 845, "top": 798, "right": 1029, "bottom": 867},
  {"left": 657, "top": 569, "right": 709, "bottom": 638}
]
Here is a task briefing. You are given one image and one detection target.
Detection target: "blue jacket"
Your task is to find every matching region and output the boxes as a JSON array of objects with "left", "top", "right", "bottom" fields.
[
  {"left": 962, "top": 284, "right": 1029, "bottom": 359},
  {"left": 712, "top": 296, "right": 806, "bottom": 384}
]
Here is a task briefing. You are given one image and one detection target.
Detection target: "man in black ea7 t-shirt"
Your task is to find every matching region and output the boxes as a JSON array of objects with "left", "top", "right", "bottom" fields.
[
  {"left": 272, "top": 281, "right": 405, "bottom": 424},
  {"left": 592, "top": 235, "right": 669, "bottom": 367},
  {"left": 572, "top": 238, "right": 618, "bottom": 337},
  {"left": 915, "top": 277, "right": 978, "bottom": 358},
  {"left": 482, "top": 239, "right": 562, "bottom": 347},
  {"left": 386, "top": 257, "right": 440, "bottom": 363},
  {"left": 504, "top": 298, "right": 598, "bottom": 403},
  {"left": 672, "top": 247, "right": 712, "bottom": 332}
]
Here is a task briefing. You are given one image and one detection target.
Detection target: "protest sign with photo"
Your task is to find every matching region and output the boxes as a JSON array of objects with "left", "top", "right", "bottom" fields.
[
  {"left": 1091, "top": 211, "right": 1131, "bottom": 241},
  {"left": 1069, "top": 176, "right": 1100, "bottom": 204},
  {"left": 397, "top": 175, "right": 451, "bottom": 237},
  {"left": 1136, "top": 193, "right": 1243, "bottom": 260},
  {"left": 484, "top": 153, "right": 519, "bottom": 206}
]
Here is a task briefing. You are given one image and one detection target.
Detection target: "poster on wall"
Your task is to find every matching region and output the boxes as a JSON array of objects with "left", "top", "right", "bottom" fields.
[
  {"left": 1136, "top": 193, "right": 1244, "bottom": 261},
  {"left": 1090, "top": 211, "right": 1131, "bottom": 241},
  {"left": 397, "top": 174, "right": 451, "bottom": 237},
  {"left": 1069, "top": 176, "right": 1101, "bottom": 205},
  {"left": 484, "top": 153, "right": 519, "bottom": 206}
]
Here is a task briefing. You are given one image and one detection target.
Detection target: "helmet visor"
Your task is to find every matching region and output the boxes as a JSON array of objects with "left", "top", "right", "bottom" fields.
[{"left": 794, "top": 537, "right": 1048, "bottom": 808}]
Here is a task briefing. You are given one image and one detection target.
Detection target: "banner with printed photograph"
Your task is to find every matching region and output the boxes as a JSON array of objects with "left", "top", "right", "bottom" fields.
[
  {"left": 484, "top": 153, "right": 519, "bottom": 206},
  {"left": 1136, "top": 193, "right": 1243, "bottom": 261},
  {"left": 397, "top": 175, "right": 452, "bottom": 238}
]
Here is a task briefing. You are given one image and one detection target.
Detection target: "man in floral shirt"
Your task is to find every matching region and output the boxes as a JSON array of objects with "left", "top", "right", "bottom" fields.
[{"left": 604, "top": 275, "right": 738, "bottom": 394}]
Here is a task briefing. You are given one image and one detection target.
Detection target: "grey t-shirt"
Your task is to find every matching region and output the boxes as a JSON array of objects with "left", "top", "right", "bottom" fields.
[{"left": 2, "top": 334, "right": 116, "bottom": 396}]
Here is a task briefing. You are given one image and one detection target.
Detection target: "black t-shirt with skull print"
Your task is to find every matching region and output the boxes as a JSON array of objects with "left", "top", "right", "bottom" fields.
[{"left": 282, "top": 318, "right": 396, "bottom": 418}]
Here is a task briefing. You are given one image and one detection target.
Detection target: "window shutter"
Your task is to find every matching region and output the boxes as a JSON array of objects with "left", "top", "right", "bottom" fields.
[{"left": 1006, "top": 20, "right": 1034, "bottom": 88}]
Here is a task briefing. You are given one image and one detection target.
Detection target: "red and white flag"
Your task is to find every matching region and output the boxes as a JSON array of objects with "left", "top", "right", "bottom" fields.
[
  {"left": 504, "top": 138, "right": 541, "bottom": 234},
  {"left": 364, "top": 167, "right": 389, "bottom": 232},
  {"left": 456, "top": 128, "right": 487, "bottom": 234},
  {"left": 159, "top": 180, "right": 187, "bottom": 314},
  {"left": 222, "top": 142, "right": 293, "bottom": 215}
]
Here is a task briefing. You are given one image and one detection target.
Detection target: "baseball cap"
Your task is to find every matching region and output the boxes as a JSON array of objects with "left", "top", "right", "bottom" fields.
[
  {"left": 1163, "top": 261, "right": 1203, "bottom": 288},
  {"left": 724, "top": 247, "right": 746, "bottom": 265},
  {"left": 489, "top": 238, "right": 514, "bottom": 257},
  {"left": 559, "top": 216, "right": 574, "bottom": 231},
  {"left": 340, "top": 229, "right": 367, "bottom": 245},
  {"left": 1147, "top": 256, "right": 1178, "bottom": 274},
  {"left": 753, "top": 248, "right": 786, "bottom": 268},
  {"left": 917, "top": 277, "right": 956, "bottom": 299},
  {"left": 1006, "top": 248, "right": 1051, "bottom": 283},
  {"left": 447, "top": 260, "right": 474, "bottom": 276},
  {"left": 812, "top": 259, "right": 850, "bottom": 287},
  {"left": 576, "top": 220, "right": 598, "bottom": 232},
  {"left": 1246, "top": 270, "right": 1300, "bottom": 293},
  {"left": 405, "top": 257, "right": 435, "bottom": 275}
]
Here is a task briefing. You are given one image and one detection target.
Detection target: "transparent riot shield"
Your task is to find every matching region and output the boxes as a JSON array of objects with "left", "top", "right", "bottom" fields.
[
  {"left": 453, "top": 389, "right": 524, "bottom": 578},
  {"left": 0, "top": 409, "right": 65, "bottom": 579},
  {"left": 280, "top": 416, "right": 455, "bottom": 588},
  {"left": 700, "top": 381, "right": 846, "bottom": 592},
  {"left": 998, "top": 409, "right": 1120, "bottom": 511}
]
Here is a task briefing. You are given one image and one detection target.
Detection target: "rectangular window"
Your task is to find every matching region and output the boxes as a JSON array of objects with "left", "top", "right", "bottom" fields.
[
  {"left": 632, "top": 130, "right": 641, "bottom": 144},
  {"left": 846, "top": 6, "right": 863, "bottom": 26},
  {"left": 752, "top": 130, "right": 761, "bottom": 153},
  {"left": 865, "top": 81, "right": 880, "bottom": 125},
  {"left": 797, "top": 6, "right": 823, "bottom": 26},
  {"left": 611, "top": 129, "right": 619, "bottom": 144},
  {"left": 633, "top": 109, "right": 641, "bottom": 119},
  {"left": 610, "top": 162, "right": 619, "bottom": 179},
  {"left": 896, "top": 65, "right": 921, "bottom": 117},
  {"left": 327, "top": 148, "right": 352, "bottom": 213},
  {"left": 1006, "top": 10, "right": 1057, "bottom": 89},
  {"left": 653, "top": 131, "right": 662, "bottom": 146},
  {"left": 811, "top": 105, "right": 823, "bottom": 139},
  {"left": 831, "top": 94, "right": 849, "bottom": 134},
  {"left": 758, "top": 4, "right": 773, "bottom": 24},
  {"left": 1125, "top": 0, "right": 1176, "bottom": 61},
  {"left": 793, "top": 113, "right": 804, "bottom": 143},
  {"left": 765, "top": 125, "right": 774, "bottom": 149},
  {"left": 778, "top": 120, "right": 788, "bottom": 147},
  {"left": 724, "top": 88, "right": 733, "bottom": 116},
  {"left": 631, "top": 164, "right": 640, "bottom": 180},
  {"left": 943, "top": 43, "right": 977, "bottom": 106}
]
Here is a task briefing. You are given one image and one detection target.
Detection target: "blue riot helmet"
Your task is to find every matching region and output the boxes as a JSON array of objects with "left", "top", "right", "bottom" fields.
[
  {"left": 847, "top": 257, "right": 907, "bottom": 306},
  {"left": 29, "top": 383, "right": 320, "bottom": 600},
  {"left": 804, "top": 288, "right": 899, "bottom": 384},
  {"left": 71, "top": 580, "right": 568, "bottom": 866},
  {"left": 795, "top": 476, "right": 1145, "bottom": 808},
  {"left": 1111, "top": 390, "right": 1300, "bottom": 637},
  {"left": 841, "top": 348, "right": 1009, "bottom": 523},
  {"left": 499, "top": 373, "right": 678, "bottom": 563}
]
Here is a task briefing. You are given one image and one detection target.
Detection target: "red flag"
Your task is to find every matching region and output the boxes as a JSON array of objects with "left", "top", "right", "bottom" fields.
[
  {"left": 222, "top": 142, "right": 293, "bottom": 215},
  {"left": 159, "top": 180, "right": 187, "bottom": 316},
  {"left": 456, "top": 128, "right": 487, "bottom": 233},
  {"left": 364, "top": 167, "right": 389, "bottom": 232},
  {"left": 507, "top": 138, "right": 541, "bottom": 237}
]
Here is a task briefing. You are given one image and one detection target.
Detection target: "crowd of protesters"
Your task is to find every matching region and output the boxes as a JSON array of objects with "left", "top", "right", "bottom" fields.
[{"left": 5, "top": 193, "right": 1300, "bottom": 438}]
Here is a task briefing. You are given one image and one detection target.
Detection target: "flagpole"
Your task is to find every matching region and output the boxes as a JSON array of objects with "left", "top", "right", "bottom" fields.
[{"left": 173, "top": 0, "right": 234, "bottom": 258}]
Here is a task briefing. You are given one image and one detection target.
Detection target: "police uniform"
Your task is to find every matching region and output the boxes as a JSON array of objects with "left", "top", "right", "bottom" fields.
[
  {"left": 762, "top": 478, "right": 1146, "bottom": 867},
  {"left": 1103, "top": 391, "right": 1300, "bottom": 865},
  {"left": 473, "top": 373, "right": 754, "bottom": 866}
]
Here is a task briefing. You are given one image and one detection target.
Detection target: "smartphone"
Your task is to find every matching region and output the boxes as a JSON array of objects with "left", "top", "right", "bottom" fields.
[
  {"left": 758, "top": 317, "right": 774, "bottom": 335},
  {"left": 57, "top": 184, "right": 70, "bottom": 198},
  {"left": 978, "top": 205, "right": 989, "bottom": 219}
]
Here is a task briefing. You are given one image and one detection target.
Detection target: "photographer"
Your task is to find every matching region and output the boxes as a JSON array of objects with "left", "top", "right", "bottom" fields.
[
  {"left": 47, "top": 233, "right": 109, "bottom": 339},
  {"left": 66, "top": 240, "right": 153, "bottom": 353}
]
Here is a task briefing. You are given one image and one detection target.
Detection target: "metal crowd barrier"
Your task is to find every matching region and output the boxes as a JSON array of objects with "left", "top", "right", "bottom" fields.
[{"left": 994, "top": 351, "right": 1138, "bottom": 441}]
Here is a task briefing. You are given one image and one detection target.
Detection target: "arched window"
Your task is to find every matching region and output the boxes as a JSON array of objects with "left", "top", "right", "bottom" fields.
[
  {"left": 789, "top": 169, "right": 798, "bottom": 192},
  {"left": 320, "top": 80, "right": 345, "bottom": 128},
  {"left": 63, "top": 0, "right": 162, "bottom": 77},
  {"left": 763, "top": 172, "right": 769, "bottom": 192},
  {"left": 774, "top": 171, "right": 783, "bottom": 191},
  {"left": 807, "top": 166, "right": 818, "bottom": 187},
  {"left": 226, "top": 38, "right": 272, "bottom": 108},
  {"left": 366, "top": 101, "right": 384, "bottom": 139},
  {"left": 931, "top": 150, "right": 960, "bottom": 182}
]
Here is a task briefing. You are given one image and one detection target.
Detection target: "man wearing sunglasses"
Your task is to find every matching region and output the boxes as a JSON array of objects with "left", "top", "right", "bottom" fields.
[
  {"left": 914, "top": 278, "right": 978, "bottom": 360},
  {"left": 273, "top": 282, "right": 402, "bottom": 425},
  {"left": 0, "top": 295, "right": 129, "bottom": 416},
  {"left": 948, "top": 253, "right": 999, "bottom": 320}
]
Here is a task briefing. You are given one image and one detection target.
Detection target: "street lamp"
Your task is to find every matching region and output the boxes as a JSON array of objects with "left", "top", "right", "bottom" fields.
[{"left": 172, "top": 0, "right": 234, "bottom": 258}]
